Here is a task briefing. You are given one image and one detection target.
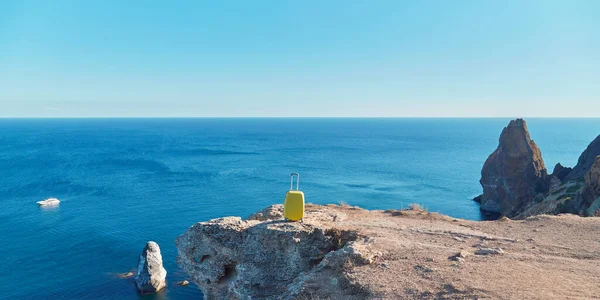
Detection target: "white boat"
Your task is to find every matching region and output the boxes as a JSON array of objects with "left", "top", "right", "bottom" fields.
[{"left": 37, "top": 198, "right": 60, "bottom": 206}]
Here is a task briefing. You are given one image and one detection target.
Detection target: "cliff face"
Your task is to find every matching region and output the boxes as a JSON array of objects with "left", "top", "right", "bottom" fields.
[
  {"left": 580, "top": 156, "right": 600, "bottom": 215},
  {"left": 478, "top": 120, "right": 600, "bottom": 219},
  {"left": 566, "top": 135, "right": 600, "bottom": 180},
  {"left": 175, "top": 205, "right": 375, "bottom": 300},
  {"left": 176, "top": 204, "right": 600, "bottom": 299},
  {"left": 479, "top": 119, "right": 549, "bottom": 216},
  {"left": 552, "top": 163, "right": 572, "bottom": 181}
]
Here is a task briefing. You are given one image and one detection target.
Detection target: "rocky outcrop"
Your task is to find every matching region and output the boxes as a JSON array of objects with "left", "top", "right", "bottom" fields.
[
  {"left": 247, "top": 204, "right": 284, "bottom": 221},
  {"left": 552, "top": 163, "right": 572, "bottom": 181},
  {"left": 135, "top": 241, "right": 167, "bottom": 294},
  {"left": 478, "top": 119, "right": 550, "bottom": 216},
  {"left": 175, "top": 204, "right": 375, "bottom": 300},
  {"left": 580, "top": 156, "right": 600, "bottom": 215},
  {"left": 176, "top": 204, "right": 600, "bottom": 299},
  {"left": 478, "top": 120, "right": 600, "bottom": 219},
  {"left": 566, "top": 135, "right": 600, "bottom": 180}
]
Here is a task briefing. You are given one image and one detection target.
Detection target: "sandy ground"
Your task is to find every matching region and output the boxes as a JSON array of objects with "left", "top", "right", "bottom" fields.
[{"left": 302, "top": 204, "right": 600, "bottom": 299}]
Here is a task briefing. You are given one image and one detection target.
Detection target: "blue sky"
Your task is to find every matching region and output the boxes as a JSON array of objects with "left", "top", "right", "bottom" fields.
[{"left": 0, "top": 0, "right": 598, "bottom": 117}]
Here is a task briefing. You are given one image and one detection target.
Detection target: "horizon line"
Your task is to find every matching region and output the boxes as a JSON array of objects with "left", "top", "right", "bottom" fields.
[{"left": 1, "top": 116, "right": 600, "bottom": 119}]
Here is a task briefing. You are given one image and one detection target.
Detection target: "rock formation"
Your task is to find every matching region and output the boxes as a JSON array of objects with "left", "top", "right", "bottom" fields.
[
  {"left": 566, "top": 135, "right": 600, "bottom": 180},
  {"left": 477, "top": 120, "right": 600, "bottom": 219},
  {"left": 247, "top": 204, "right": 284, "bottom": 221},
  {"left": 552, "top": 163, "right": 572, "bottom": 181},
  {"left": 176, "top": 204, "right": 374, "bottom": 300},
  {"left": 478, "top": 119, "right": 549, "bottom": 216},
  {"left": 513, "top": 158, "right": 600, "bottom": 219},
  {"left": 135, "top": 241, "right": 167, "bottom": 294},
  {"left": 580, "top": 156, "right": 600, "bottom": 215},
  {"left": 176, "top": 203, "right": 600, "bottom": 299}
]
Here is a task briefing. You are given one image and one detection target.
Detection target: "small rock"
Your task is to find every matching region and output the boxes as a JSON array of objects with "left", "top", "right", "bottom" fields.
[
  {"left": 414, "top": 265, "right": 436, "bottom": 273},
  {"left": 475, "top": 248, "right": 504, "bottom": 255},
  {"left": 135, "top": 241, "right": 167, "bottom": 294},
  {"left": 453, "top": 236, "right": 465, "bottom": 242},
  {"left": 426, "top": 257, "right": 435, "bottom": 262},
  {"left": 247, "top": 205, "right": 284, "bottom": 221},
  {"left": 380, "top": 263, "right": 389, "bottom": 269},
  {"left": 473, "top": 242, "right": 487, "bottom": 248},
  {"left": 117, "top": 272, "right": 134, "bottom": 279},
  {"left": 448, "top": 251, "right": 470, "bottom": 261},
  {"left": 533, "top": 229, "right": 541, "bottom": 232},
  {"left": 177, "top": 280, "right": 190, "bottom": 286}
]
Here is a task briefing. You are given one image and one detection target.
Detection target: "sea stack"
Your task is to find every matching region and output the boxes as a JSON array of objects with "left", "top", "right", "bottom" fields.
[
  {"left": 478, "top": 119, "right": 550, "bottom": 216},
  {"left": 135, "top": 241, "right": 167, "bottom": 294}
]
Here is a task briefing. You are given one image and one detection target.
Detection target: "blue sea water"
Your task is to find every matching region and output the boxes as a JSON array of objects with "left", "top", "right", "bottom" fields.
[{"left": 0, "top": 118, "right": 598, "bottom": 299}]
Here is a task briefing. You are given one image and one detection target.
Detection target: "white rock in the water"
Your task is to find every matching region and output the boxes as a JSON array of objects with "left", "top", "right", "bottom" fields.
[
  {"left": 135, "top": 241, "right": 167, "bottom": 294},
  {"left": 37, "top": 198, "right": 60, "bottom": 206}
]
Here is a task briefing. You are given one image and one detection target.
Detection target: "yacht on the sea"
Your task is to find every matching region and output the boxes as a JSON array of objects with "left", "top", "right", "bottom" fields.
[{"left": 37, "top": 198, "right": 60, "bottom": 206}]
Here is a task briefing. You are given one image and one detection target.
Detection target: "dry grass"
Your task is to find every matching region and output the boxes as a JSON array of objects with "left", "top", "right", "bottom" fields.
[
  {"left": 338, "top": 200, "right": 351, "bottom": 208},
  {"left": 408, "top": 203, "right": 427, "bottom": 212}
]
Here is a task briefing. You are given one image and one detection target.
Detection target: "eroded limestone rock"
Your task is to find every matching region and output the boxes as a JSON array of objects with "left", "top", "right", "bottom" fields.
[
  {"left": 135, "top": 241, "right": 167, "bottom": 294},
  {"left": 175, "top": 211, "right": 371, "bottom": 299}
]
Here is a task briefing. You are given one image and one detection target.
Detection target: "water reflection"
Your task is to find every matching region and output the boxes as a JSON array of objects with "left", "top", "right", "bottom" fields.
[{"left": 39, "top": 204, "right": 60, "bottom": 212}]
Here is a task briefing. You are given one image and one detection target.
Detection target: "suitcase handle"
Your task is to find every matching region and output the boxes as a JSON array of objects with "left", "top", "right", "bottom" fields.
[{"left": 290, "top": 173, "right": 300, "bottom": 190}]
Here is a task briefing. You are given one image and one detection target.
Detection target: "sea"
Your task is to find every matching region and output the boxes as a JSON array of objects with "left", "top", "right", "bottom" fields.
[{"left": 0, "top": 118, "right": 598, "bottom": 299}]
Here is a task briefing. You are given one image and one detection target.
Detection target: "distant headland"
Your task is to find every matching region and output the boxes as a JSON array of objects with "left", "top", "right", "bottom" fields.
[{"left": 474, "top": 118, "right": 600, "bottom": 219}]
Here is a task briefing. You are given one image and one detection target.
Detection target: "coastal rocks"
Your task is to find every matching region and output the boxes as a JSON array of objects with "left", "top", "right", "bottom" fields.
[
  {"left": 175, "top": 210, "right": 371, "bottom": 300},
  {"left": 566, "top": 135, "right": 600, "bottom": 180},
  {"left": 581, "top": 156, "right": 600, "bottom": 215},
  {"left": 552, "top": 163, "right": 572, "bottom": 182},
  {"left": 174, "top": 203, "right": 600, "bottom": 299},
  {"left": 117, "top": 272, "right": 134, "bottom": 279},
  {"left": 177, "top": 280, "right": 190, "bottom": 286},
  {"left": 478, "top": 119, "right": 550, "bottom": 216},
  {"left": 135, "top": 241, "right": 167, "bottom": 294},
  {"left": 498, "top": 129, "right": 599, "bottom": 218}
]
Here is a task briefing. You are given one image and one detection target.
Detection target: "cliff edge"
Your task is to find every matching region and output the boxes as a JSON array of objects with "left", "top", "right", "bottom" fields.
[{"left": 176, "top": 204, "right": 600, "bottom": 299}]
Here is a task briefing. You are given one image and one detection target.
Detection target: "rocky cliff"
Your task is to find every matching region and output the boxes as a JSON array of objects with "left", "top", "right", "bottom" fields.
[
  {"left": 175, "top": 205, "right": 374, "bottom": 299},
  {"left": 478, "top": 119, "right": 549, "bottom": 216},
  {"left": 477, "top": 120, "right": 600, "bottom": 219},
  {"left": 176, "top": 203, "right": 600, "bottom": 299},
  {"left": 578, "top": 156, "right": 600, "bottom": 215},
  {"left": 566, "top": 135, "right": 600, "bottom": 180}
]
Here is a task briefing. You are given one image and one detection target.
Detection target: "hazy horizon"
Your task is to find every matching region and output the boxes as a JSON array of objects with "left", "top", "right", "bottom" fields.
[
  {"left": 1, "top": 1, "right": 598, "bottom": 117},
  {"left": 2, "top": 116, "right": 600, "bottom": 120}
]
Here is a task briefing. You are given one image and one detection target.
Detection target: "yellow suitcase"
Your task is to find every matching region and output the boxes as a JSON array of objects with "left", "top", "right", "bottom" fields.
[{"left": 284, "top": 173, "right": 305, "bottom": 221}]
